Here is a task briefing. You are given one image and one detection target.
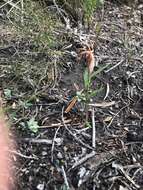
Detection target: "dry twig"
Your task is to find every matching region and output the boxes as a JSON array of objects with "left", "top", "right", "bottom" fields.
[
  {"left": 71, "top": 151, "right": 96, "bottom": 170},
  {"left": 105, "top": 59, "right": 124, "bottom": 73},
  {"left": 21, "top": 138, "right": 63, "bottom": 146},
  {"left": 51, "top": 126, "right": 61, "bottom": 162},
  {"left": 112, "top": 162, "right": 140, "bottom": 189},
  {"left": 92, "top": 108, "right": 96, "bottom": 149},
  {"left": 8, "top": 150, "right": 38, "bottom": 160},
  {"left": 61, "top": 166, "right": 70, "bottom": 189}
]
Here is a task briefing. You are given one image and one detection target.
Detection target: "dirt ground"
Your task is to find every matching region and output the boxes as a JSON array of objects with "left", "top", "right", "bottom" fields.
[{"left": 0, "top": 1, "right": 143, "bottom": 190}]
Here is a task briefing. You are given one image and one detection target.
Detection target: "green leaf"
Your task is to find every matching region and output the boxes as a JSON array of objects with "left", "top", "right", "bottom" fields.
[
  {"left": 97, "top": 0, "right": 104, "bottom": 6},
  {"left": 9, "top": 112, "right": 17, "bottom": 122},
  {"left": 91, "top": 64, "right": 109, "bottom": 79},
  {"left": 85, "top": 121, "right": 92, "bottom": 128},
  {"left": 4, "top": 89, "right": 12, "bottom": 98},
  {"left": 60, "top": 183, "right": 70, "bottom": 190},
  {"left": 89, "top": 86, "right": 103, "bottom": 98},
  {"left": 76, "top": 92, "right": 86, "bottom": 102},
  {"left": 19, "top": 100, "right": 32, "bottom": 109},
  {"left": 83, "top": 68, "right": 90, "bottom": 88},
  {"left": 95, "top": 22, "right": 102, "bottom": 34},
  {"left": 27, "top": 117, "right": 39, "bottom": 133},
  {"left": 76, "top": 91, "right": 82, "bottom": 97},
  {"left": 60, "top": 183, "right": 69, "bottom": 190}
]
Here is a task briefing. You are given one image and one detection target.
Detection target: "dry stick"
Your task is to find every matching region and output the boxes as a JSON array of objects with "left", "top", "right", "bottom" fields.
[
  {"left": 21, "top": 138, "right": 63, "bottom": 145},
  {"left": 112, "top": 163, "right": 140, "bottom": 189},
  {"left": 61, "top": 107, "right": 93, "bottom": 150},
  {"left": 52, "top": 0, "right": 69, "bottom": 26},
  {"left": 71, "top": 151, "right": 96, "bottom": 170},
  {"left": 0, "top": 0, "right": 12, "bottom": 9},
  {"left": 106, "top": 105, "right": 128, "bottom": 130},
  {"left": 62, "top": 108, "right": 96, "bottom": 169},
  {"left": 61, "top": 166, "right": 70, "bottom": 189},
  {"left": 51, "top": 126, "right": 61, "bottom": 162},
  {"left": 66, "top": 126, "right": 93, "bottom": 150},
  {"left": 21, "top": 0, "right": 24, "bottom": 25},
  {"left": 60, "top": 108, "right": 70, "bottom": 188},
  {"left": 39, "top": 119, "right": 73, "bottom": 128},
  {"left": 61, "top": 107, "right": 96, "bottom": 171},
  {"left": 65, "top": 108, "right": 96, "bottom": 170},
  {"left": 105, "top": 59, "right": 124, "bottom": 73},
  {"left": 132, "top": 168, "right": 142, "bottom": 180},
  {"left": 8, "top": 150, "right": 38, "bottom": 160},
  {"left": 89, "top": 101, "right": 116, "bottom": 108},
  {"left": 39, "top": 122, "right": 81, "bottom": 129},
  {"left": 1, "top": 0, "right": 20, "bottom": 10},
  {"left": 104, "top": 83, "right": 110, "bottom": 100},
  {"left": 92, "top": 108, "right": 96, "bottom": 149}
]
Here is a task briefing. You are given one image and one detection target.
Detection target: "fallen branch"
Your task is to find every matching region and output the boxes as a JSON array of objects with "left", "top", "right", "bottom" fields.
[
  {"left": 92, "top": 108, "right": 96, "bottom": 149},
  {"left": 89, "top": 101, "right": 116, "bottom": 108},
  {"left": 71, "top": 151, "right": 96, "bottom": 170},
  {"left": 105, "top": 59, "right": 124, "bottom": 73},
  {"left": 2, "top": 0, "right": 20, "bottom": 10},
  {"left": 112, "top": 162, "right": 140, "bottom": 189},
  {"left": 61, "top": 166, "right": 70, "bottom": 189},
  {"left": 8, "top": 150, "right": 38, "bottom": 160},
  {"left": 21, "top": 138, "right": 63, "bottom": 146}
]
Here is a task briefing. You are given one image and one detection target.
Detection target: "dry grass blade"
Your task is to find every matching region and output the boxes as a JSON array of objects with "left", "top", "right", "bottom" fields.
[
  {"left": 71, "top": 151, "right": 96, "bottom": 170},
  {"left": 22, "top": 138, "right": 63, "bottom": 146},
  {"left": 89, "top": 101, "right": 116, "bottom": 108},
  {"left": 92, "top": 108, "right": 96, "bottom": 149},
  {"left": 87, "top": 51, "right": 95, "bottom": 74},
  {"left": 2, "top": 0, "right": 20, "bottom": 10},
  {"left": 105, "top": 59, "right": 124, "bottom": 73},
  {"left": 65, "top": 96, "right": 78, "bottom": 113},
  {"left": 78, "top": 45, "right": 95, "bottom": 74},
  {"left": 112, "top": 162, "right": 140, "bottom": 189}
]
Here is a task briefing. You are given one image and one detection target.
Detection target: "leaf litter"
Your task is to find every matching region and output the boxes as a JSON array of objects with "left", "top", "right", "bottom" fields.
[{"left": 0, "top": 1, "right": 143, "bottom": 189}]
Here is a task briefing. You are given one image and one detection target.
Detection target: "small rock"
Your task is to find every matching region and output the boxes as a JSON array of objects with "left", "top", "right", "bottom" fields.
[
  {"left": 119, "top": 185, "right": 129, "bottom": 190},
  {"left": 42, "top": 151, "right": 47, "bottom": 156},
  {"left": 57, "top": 152, "right": 63, "bottom": 159},
  {"left": 37, "top": 183, "right": 44, "bottom": 190}
]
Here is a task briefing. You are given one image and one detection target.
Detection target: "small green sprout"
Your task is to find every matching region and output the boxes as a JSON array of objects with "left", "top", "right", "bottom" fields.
[
  {"left": 76, "top": 65, "right": 108, "bottom": 123},
  {"left": 4, "top": 89, "right": 12, "bottom": 99},
  {"left": 27, "top": 117, "right": 39, "bottom": 133}
]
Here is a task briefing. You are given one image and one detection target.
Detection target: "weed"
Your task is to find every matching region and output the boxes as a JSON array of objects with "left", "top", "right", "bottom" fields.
[
  {"left": 18, "top": 118, "right": 39, "bottom": 133},
  {"left": 65, "top": 65, "right": 108, "bottom": 124},
  {"left": 3, "top": 89, "right": 12, "bottom": 99},
  {"left": 6, "top": 0, "right": 60, "bottom": 51},
  {"left": 82, "top": 0, "right": 104, "bottom": 23},
  {"left": 55, "top": 0, "right": 104, "bottom": 25},
  {"left": 27, "top": 117, "right": 39, "bottom": 133},
  {"left": 77, "top": 66, "right": 105, "bottom": 123},
  {"left": 18, "top": 100, "right": 32, "bottom": 109}
]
